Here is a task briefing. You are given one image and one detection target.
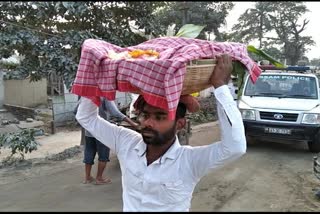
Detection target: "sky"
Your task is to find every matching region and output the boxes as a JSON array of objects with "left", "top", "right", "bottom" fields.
[{"left": 223, "top": 1, "right": 320, "bottom": 60}]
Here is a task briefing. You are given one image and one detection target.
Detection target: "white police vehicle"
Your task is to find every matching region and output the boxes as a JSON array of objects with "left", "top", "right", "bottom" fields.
[{"left": 238, "top": 65, "right": 320, "bottom": 152}]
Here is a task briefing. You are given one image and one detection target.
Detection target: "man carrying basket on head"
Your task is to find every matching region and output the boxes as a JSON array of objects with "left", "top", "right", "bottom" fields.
[{"left": 75, "top": 53, "right": 247, "bottom": 211}]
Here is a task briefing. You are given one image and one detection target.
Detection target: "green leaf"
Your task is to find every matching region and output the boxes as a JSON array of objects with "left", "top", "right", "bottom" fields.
[
  {"left": 0, "top": 129, "right": 39, "bottom": 160},
  {"left": 247, "top": 45, "right": 286, "bottom": 68},
  {"left": 232, "top": 61, "right": 246, "bottom": 99},
  {"left": 175, "top": 24, "right": 206, "bottom": 39}
]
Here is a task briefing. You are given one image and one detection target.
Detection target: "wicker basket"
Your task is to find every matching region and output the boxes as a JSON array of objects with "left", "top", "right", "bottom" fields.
[
  {"left": 129, "top": 58, "right": 216, "bottom": 95},
  {"left": 182, "top": 59, "right": 216, "bottom": 95}
]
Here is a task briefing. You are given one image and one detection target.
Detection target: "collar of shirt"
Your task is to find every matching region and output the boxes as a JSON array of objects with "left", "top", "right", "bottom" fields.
[{"left": 133, "top": 136, "right": 182, "bottom": 163}]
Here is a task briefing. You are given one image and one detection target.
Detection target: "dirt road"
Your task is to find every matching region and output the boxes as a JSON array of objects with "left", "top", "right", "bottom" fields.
[{"left": 0, "top": 122, "right": 319, "bottom": 211}]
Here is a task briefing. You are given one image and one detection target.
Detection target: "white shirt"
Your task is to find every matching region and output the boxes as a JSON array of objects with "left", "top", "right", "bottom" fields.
[
  {"left": 85, "top": 98, "right": 126, "bottom": 137},
  {"left": 227, "top": 82, "right": 237, "bottom": 100},
  {"left": 76, "top": 85, "right": 246, "bottom": 212}
]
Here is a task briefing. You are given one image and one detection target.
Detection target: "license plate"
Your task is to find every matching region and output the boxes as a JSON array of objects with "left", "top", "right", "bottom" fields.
[{"left": 264, "top": 127, "right": 291, "bottom": 135}]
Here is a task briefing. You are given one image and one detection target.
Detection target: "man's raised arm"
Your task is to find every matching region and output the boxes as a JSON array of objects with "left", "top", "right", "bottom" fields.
[
  {"left": 186, "top": 55, "right": 247, "bottom": 179},
  {"left": 76, "top": 97, "right": 128, "bottom": 153}
]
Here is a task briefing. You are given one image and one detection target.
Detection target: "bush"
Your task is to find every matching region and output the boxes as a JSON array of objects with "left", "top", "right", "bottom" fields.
[
  {"left": 0, "top": 60, "right": 19, "bottom": 70},
  {"left": 0, "top": 129, "right": 39, "bottom": 161}
]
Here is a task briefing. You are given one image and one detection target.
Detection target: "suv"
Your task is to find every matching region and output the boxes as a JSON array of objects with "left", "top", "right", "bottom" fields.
[{"left": 238, "top": 66, "right": 320, "bottom": 152}]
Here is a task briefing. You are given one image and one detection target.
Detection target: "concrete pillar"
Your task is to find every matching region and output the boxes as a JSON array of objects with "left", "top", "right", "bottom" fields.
[{"left": 0, "top": 71, "right": 4, "bottom": 108}]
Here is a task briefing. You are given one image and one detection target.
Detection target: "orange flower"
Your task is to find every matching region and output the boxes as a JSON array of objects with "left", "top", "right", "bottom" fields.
[
  {"left": 128, "top": 49, "right": 159, "bottom": 58},
  {"left": 145, "top": 49, "right": 160, "bottom": 57},
  {"left": 128, "top": 49, "right": 144, "bottom": 58}
]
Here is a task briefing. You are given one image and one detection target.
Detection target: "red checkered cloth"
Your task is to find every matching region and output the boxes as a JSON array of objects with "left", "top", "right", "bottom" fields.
[{"left": 72, "top": 37, "right": 261, "bottom": 120}]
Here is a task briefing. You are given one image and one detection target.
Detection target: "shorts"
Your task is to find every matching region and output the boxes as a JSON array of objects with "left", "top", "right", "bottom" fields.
[{"left": 83, "top": 136, "right": 110, "bottom": 165}]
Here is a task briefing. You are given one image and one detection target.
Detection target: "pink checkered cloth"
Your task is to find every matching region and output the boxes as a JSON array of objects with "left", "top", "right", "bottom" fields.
[{"left": 72, "top": 37, "right": 261, "bottom": 120}]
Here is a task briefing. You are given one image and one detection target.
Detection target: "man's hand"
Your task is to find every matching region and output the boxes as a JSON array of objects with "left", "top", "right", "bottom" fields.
[
  {"left": 179, "top": 95, "right": 200, "bottom": 113},
  {"left": 210, "top": 54, "right": 233, "bottom": 89}
]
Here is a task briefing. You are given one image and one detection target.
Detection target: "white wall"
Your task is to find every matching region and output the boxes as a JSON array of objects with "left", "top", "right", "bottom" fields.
[
  {"left": 4, "top": 78, "right": 47, "bottom": 107},
  {"left": 52, "top": 85, "right": 78, "bottom": 126}
]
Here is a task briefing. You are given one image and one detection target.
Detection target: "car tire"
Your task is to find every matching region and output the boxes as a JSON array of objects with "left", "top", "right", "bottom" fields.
[
  {"left": 308, "top": 141, "right": 320, "bottom": 153},
  {"left": 308, "top": 132, "right": 320, "bottom": 153}
]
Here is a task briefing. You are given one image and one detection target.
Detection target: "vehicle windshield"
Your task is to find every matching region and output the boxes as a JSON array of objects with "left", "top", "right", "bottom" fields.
[{"left": 244, "top": 74, "right": 318, "bottom": 99}]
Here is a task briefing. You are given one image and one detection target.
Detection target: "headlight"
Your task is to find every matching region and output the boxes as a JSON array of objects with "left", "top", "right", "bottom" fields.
[
  {"left": 302, "top": 113, "right": 320, "bottom": 124},
  {"left": 240, "top": 109, "right": 256, "bottom": 120}
]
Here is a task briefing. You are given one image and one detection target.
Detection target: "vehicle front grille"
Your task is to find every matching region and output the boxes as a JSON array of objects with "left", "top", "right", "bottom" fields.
[{"left": 259, "top": 111, "right": 298, "bottom": 122}]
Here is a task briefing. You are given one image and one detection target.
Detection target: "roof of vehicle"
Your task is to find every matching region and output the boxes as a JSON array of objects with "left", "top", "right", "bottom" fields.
[
  {"left": 259, "top": 65, "right": 317, "bottom": 76},
  {"left": 259, "top": 72, "right": 317, "bottom": 77},
  {"left": 259, "top": 65, "right": 311, "bottom": 71}
]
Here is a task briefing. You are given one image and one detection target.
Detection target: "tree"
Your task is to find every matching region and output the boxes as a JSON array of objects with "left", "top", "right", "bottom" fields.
[
  {"left": 0, "top": 1, "right": 167, "bottom": 88},
  {"left": 267, "top": 2, "right": 315, "bottom": 65},
  {"left": 310, "top": 58, "right": 320, "bottom": 67},
  {"left": 154, "top": 2, "right": 234, "bottom": 41},
  {"left": 231, "top": 1, "right": 315, "bottom": 65},
  {"left": 232, "top": 2, "right": 272, "bottom": 48}
]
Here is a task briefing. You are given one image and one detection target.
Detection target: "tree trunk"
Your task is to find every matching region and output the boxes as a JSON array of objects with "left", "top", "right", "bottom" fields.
[
  {"left": 181, "top": 1, "right": 188, "bottom": 25},
  {"left": 213, "top": 27, "right": 222, "bottom": 41},
  {"left": 259, "top": 13, "right": 263, "bottom": 49}
]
